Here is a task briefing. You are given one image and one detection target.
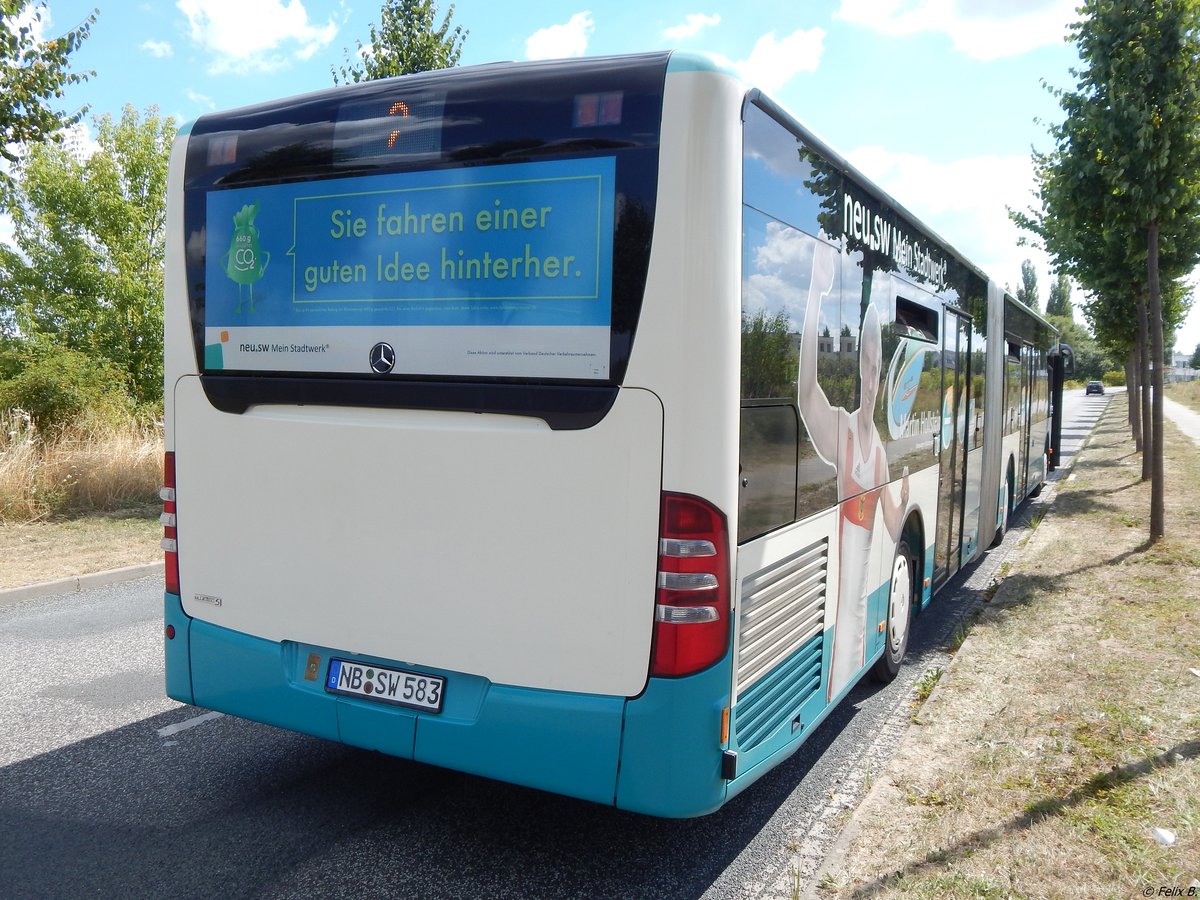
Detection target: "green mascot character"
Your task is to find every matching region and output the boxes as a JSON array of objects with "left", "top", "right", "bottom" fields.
[{"left": 223, "top": 202, "right": 269, "bottom": 313}]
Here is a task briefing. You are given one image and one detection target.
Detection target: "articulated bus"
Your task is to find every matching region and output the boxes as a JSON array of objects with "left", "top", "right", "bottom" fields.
[{"left": 162, "top": 52, "right": 1054, "bottom": 817}]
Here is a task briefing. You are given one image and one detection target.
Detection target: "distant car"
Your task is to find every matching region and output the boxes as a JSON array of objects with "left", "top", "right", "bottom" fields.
[{"left": 1086, "top": 381, "right": 1105, "bottom": 395}]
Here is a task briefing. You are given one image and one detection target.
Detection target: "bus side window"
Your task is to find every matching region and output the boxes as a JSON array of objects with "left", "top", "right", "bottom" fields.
[{"left": 738, "top": 403, "right": 799, "bottom": 544}]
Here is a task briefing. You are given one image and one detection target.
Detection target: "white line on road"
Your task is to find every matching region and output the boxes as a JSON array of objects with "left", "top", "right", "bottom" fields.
[{"left": 156, "top": 711, "right": 225, "bottom": 738}]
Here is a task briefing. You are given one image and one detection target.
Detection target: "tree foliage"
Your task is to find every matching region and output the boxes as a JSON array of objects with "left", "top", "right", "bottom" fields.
[
  {"left": 0, "top": 2, "right": 95, "bottom": 165},
  {"left": 0, "top": 344, "right": 133, "bottom": 429},
  {"left": 334, "top": 0, "right": 466, "bottom": 83},
  {"left": 1017, "top": 259, "right": 1040, "bottom": 311},
  {"left": 741, "top": 311, "right": 796, "bottom": 399},
  {"left": 1046, "top": 313, "right": 1117, "bottom": 380},
  {"left": 1046, "top": 272, "right": 1073, "bottom": 318},
  {"left": 1011, "top": 0, "right": 1200, "bottom": 542},
  {"left": 0, "top": 105, "right": 174, "bottom": 406}
]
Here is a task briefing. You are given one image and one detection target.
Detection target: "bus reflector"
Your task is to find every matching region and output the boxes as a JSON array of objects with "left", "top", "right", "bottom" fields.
[
  {"left": 163, "top": 452, "right": 179, "bottom": 595},
  {"left": 651, "top": 493, "right": 730, "bottom": 677}
]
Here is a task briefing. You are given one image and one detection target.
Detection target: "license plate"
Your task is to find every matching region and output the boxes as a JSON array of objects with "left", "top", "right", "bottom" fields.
[{"left": 325, "top": 658, "right": 445, "bottom": 713}]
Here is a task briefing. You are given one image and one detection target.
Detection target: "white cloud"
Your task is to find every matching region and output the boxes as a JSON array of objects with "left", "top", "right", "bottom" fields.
[
  {"left": 185, "top": 88, "right": 215, "bottom": 109},
  {"left": 176, "top": 0, "right": 338, "bottom": 74},
  {"left": 834, "top": 0, "right": 1077, "bottom": 62},
  {"left": 663, "top": 13, "right": 720, "bottom": 42},
  {"left": 141, "top": 39, "right": 173, "bottom": 58},
  {"left": 845, "top": 144, "right": 1054, "bottom": 294},
  {"left": 525, "top": 12, "right": 594, "bottom": 60},
  {"left": 732, "top": 28, "right": 826, "bottom": 93}
]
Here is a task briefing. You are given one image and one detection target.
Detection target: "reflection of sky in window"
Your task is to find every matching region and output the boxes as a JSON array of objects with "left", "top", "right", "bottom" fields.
[
  {"left": 742, "top": 206, "right": 890, "bottom": 339},
  {"left": 744, "top": 154, "right": 828, "bottom": 238},
  {"left": 743, "top": 104, "right": 834, "bottom": 239}
]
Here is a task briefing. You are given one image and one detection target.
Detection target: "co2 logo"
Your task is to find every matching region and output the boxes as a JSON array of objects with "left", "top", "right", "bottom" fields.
[{"left": 232, "top": 246, "right": 258, "bottom": 271}]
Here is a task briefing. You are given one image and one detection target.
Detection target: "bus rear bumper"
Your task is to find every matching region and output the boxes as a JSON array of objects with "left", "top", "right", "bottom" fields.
[
  {"left": 170, "top": 602, "right": 627, "bottom": 806},
  {"left": 165, "top": 593, "right": 732, "bottom": 816}
]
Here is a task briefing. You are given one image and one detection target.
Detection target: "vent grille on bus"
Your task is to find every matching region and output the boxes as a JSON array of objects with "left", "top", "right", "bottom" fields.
[{"left": 732, "top": 538, "right": 828, "bottom": 752}]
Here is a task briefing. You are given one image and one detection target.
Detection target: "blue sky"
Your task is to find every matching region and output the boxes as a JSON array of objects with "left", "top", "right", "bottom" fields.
[{"left": 33, "top": 0, "right": 1200, "bottom": 353}]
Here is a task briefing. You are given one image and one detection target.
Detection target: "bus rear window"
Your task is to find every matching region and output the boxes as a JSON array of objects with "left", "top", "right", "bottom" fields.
[{"left": 182, "top": 54, "right": 666, "bottom": 396}]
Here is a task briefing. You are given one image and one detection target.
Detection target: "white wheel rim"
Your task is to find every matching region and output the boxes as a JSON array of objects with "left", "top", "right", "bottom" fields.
[{"left": 887, "top": 553, "right": 912, "bottom": 655}]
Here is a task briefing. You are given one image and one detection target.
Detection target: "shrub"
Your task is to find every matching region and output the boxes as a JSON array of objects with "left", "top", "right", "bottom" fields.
[
  {"left": 1102, "top": 370, "right": 1125, "bottom": 387},
  {"left": 0, "top": 348, "right": 135, "bottom": 431}
]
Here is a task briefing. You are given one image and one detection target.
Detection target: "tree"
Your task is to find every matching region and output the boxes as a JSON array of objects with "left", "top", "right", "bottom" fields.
[
  {"left": 1046, "top": 313, "right": 1118, "bottom": 380},
  {"left": 1075, "top": 0, "right": 1200, "bottom": 541},
  {"left": 0, "top": 105, "right": 174, "bottom": 405},
  {"left": 741, "top": 311, "right": 796, "bottom": 398},
  {"left": 1012, "top": 0, "right": 1200, "bottom": 542},
  {"left": 0, "top": 2, "right": 96, "bottom": 166},
  {"left": 1017, "top": 259, "right": 1040, "bottom": 311},
  {"left": 1046, "top": 272, "right": 1073, "bottom": 318},
  {"left": 334, "top": 0, "right": 466, "bottom": 83},
  {"left": 1191, "top": 343, "right": 1200, "bottom": 369}
]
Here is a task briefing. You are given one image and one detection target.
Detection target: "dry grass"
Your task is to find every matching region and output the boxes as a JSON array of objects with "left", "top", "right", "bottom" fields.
[
  {"left": 0, "top": 514, "right": 161, "bottom": 589},
  {"left": 0, "top": 408, "right": 162, "bottom": 586},
  {"left": 820, "top": 394, "right": 1200, "bottom": 898},
  {"left": 0, "top": 408, "right": 162, "bottom": 522},
  {"left": 1166, "top": 380, "right": 1200, "bottom": 414}
]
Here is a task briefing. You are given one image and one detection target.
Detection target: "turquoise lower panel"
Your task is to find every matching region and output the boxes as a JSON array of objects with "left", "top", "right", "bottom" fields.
[
  {"left": 732, "top": 633, "right": 824, "bottom": 756},
  {"left": 616, "top": 653, "right": 733, "bottom": 818},
  {"left": 919, "top": 541, "right": 935, "bottom": 609},
  {"left": 866, "top": 577, "right": 891, "bottom": 661},
  {"left": 164, "top": 592, "right": 194, "bottom": 705},
  {"left": 190, "top": 622, "right": 341, "bottom": 742},
  {"left": 414, "top": 686, "right": 623, "bottom": 806},
  {"left": 184, "top": 619, "right": 626, "bottom": 807}
]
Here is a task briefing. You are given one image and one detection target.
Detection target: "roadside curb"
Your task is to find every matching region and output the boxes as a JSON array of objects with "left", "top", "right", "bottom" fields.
[{"left": 0, "top": 562, "right": 164, "bottom": 608}]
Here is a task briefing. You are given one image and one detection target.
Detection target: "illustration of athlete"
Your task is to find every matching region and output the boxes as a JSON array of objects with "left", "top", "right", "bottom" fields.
[{"left": 798, "top": 242, "right": 909, "bottom": 701}]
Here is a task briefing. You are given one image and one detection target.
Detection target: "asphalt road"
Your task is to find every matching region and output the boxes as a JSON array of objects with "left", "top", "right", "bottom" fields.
[{"left": 0, "top": 390, "right": 1111, "bottom": 900}]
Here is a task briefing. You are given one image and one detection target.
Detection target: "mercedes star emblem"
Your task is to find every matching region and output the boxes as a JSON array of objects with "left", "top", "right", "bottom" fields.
[{"left": 369, "top": 342, "right": 396, "bottom": 374}]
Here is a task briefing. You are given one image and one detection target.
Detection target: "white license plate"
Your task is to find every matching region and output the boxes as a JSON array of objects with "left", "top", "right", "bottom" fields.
[{"left": 325, "top": 659, "right": 444, "bottom": 712}]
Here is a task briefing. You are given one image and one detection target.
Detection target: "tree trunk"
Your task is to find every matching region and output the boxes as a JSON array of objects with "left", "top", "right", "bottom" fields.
[
  {"left": 1136, "top": 287, "right": 1152, "bottom": 482},
  {"left": 1126, "top": 349, "right": 1142, "bottom": 449},
  {"left": 1147, "top": 222, "right": 1165, "bottom": 541}
]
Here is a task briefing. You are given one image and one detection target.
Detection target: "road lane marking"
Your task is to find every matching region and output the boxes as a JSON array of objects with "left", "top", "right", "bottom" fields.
[{"left": 157, "top": 711, "right": 225, "bottom": 738}]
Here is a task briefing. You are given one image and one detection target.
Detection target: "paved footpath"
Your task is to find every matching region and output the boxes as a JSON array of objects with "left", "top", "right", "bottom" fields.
[{"left": 1164, "top": 396, "right": 1200, "bottom": 445}]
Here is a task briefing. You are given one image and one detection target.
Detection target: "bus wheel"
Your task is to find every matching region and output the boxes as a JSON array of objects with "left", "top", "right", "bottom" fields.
[{"left": 872, "top": 541, "right": 913, "bottom": 682}]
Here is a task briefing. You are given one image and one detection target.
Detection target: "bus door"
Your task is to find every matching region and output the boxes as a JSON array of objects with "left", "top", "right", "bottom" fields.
[
  {"left": 934, "top": 310, "right": 970, "bottom": 585},
  {"left": 1026, "top": 344, "right": 1044, "bottom": 495},
  {"left": 1020, "top": 343, "right": 1035, "bottom": 493},
  {"left": 1007, "top": 347, "right": 1025, "bottom": 492}
]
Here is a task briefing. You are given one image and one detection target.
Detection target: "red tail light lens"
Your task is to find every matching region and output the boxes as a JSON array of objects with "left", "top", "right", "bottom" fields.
[
  {"left": 161, "top": 452, "right": 179, "bottom": 595},
  {"left": 651, "top": 493, "right": 730, "bottom": 677}
]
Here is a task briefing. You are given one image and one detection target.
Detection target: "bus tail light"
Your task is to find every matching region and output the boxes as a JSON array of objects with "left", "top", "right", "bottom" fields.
[
  {"left": 162, "top": 452, "right": 179, "bottom": 596},
  {"left": 651, "top": 493, "right": 730, "bottom": 677}
]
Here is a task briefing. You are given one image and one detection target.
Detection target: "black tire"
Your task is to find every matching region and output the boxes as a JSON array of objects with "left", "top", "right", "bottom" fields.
[{"left": 872, "top": 540, "right": 913, "bottom": 682}]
